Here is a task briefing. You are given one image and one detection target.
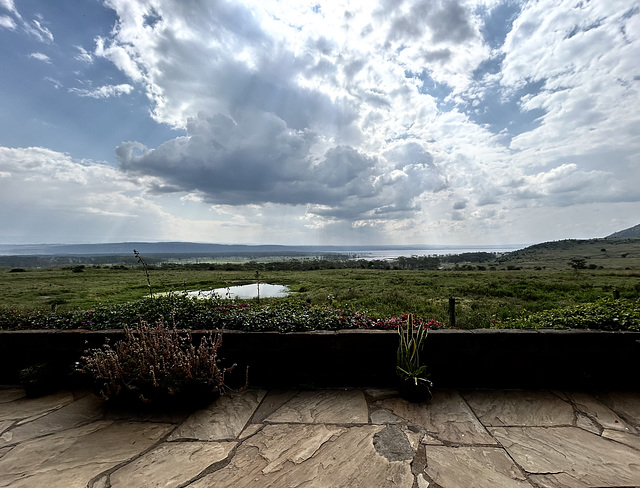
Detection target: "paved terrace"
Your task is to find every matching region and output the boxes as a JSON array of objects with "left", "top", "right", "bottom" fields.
[{"left": 1, "top": 387, "right": 639, "bottom": 487}]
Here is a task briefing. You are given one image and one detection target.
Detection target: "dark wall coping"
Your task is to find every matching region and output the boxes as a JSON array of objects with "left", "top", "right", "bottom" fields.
[{"left": 1, "top": 329, "right": 638, "bottom": 390}]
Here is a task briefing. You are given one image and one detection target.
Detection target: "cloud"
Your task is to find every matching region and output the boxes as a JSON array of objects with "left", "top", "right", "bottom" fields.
[
  {"left": 0, "top": 0, "right": 19, "bottom": 31},
  {"left": 115, "top": 103, "right": 451, "bottom": 224},
  {"left": 74, "top": 46, "right": 93, "bottom": 64},
  {"left": 69, "top": 83, "right": 134, "bottom": 98},
  {"left": 0, "top": 145, "right": 323, "bottom": 245},
  {"left": 453, "top": 200, "right": 467, "bottom": 210},
  {"left": 94, "top": 1, "right": 359, "bottom": 134},
  {"left": 116, "top": 111, "right": 315, "bottom": 205},
  {"left": 28, "top": 52, "right": 51, "bottom": 63},
  {"left": 0, "top": 0, "right": 18, "bottom": 16},
  {"left": 90, "top": 0, "right": 638, "bottom": 242},
  {"left": 95, "top": 0, "right": 462, "bottom": 226},
  {"left": 499, "top": 0, "right": 640, "bottom": 148},
  {"left": 0, "top": 14, "right": 16, "bottom": 30},
  {"left": 4, "top": 0, "right": 640, "bottom": 246},
  {"left": 0, "top": 1, "right": 55, "bottom": 43},
  {"left": 516, "top": 163, "right": 640, "bottom": 206},
  {"left": 29, "top": 18, "right": 53, "bottom": 43},
  {"left": 44, "top": 77, "right": 62, "bottom": 89},
  {"left": 0, "top": 146, "right": 156, "bottom": 242}
]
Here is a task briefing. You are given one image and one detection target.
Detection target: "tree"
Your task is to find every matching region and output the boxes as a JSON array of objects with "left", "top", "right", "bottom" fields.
[{"left": 568, "top": 258, "right": 587, "bottom": 270}]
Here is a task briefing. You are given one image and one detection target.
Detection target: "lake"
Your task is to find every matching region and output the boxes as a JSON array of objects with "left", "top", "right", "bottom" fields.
[{"left": 344, "top": 245, "right": 525, "bottom": 260}]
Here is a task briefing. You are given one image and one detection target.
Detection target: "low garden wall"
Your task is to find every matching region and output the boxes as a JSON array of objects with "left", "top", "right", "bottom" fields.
[{"left": 0, "top": 329, "right": 638, "bottom": 390}]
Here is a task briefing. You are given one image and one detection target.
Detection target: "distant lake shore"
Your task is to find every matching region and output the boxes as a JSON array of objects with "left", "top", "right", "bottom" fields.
[
  {"left": 340, "top": 245, "right": 525, "bottom": 260},
  {"left": 0, "top": 242, "right": 527, "bottom": 257}
]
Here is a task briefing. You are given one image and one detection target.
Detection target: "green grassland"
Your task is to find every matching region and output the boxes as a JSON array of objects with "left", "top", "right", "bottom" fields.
[
  {"left": 1, "top": 238, "right": 639, "bottom": 329},
  {"left": 500, "top": 237, "right": 640, "bottom": 269}
]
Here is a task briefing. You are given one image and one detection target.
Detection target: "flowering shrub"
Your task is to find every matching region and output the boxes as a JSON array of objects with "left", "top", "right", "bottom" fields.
[
  {"left": 80, "top": 321, "right": 239, "bottom": 405},
  {"left": 494, "top": 298, "right": 640, "bottom": 331},
  {"left": 0, "top": 294, "right": 446, "bottom": 332}
]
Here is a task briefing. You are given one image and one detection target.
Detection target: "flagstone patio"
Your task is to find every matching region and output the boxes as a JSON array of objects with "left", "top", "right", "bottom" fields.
[{"left": 0, "top": 386, "right": 638, "bottom": 487}]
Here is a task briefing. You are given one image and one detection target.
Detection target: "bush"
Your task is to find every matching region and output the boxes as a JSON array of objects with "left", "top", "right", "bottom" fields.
[
  {"left": 496, "top": 298, "right": 640, "bottom": 331},
  {"left": 0, "top": 294, "right": 446, "bottom": 332},
  {"left": 80, "top": 321, "right": 241, "bottom": 406}
]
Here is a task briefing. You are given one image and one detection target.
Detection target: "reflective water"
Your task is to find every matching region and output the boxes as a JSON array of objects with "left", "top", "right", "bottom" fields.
[{"left": 188, "top": 283, "right": 289, "bottom": 299}]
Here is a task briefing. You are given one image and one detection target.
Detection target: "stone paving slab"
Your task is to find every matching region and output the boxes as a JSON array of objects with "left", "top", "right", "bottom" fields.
[
  {"left": 424, "top": 445, "right": 534, "bottom": 487},
  {"left": 567, "top": 392, "right": 636, "bottom": 433},
  {"left": 0, "top": 390, "right": 75, "bottom": 423},
  {"left": 0, "top": 394, "right": 105, "bottom": 448},
  {"left": 0, "top": 421, "right": 12, "bottom": 437},
  {"left": 380, "top": 389, "right": 497, "bottom": 444},
  {"left": 105, "top": 441, "right": 237, "bottom": 488},
  {"left": 263, "top": 389, "right": 369, "bottom": 424},
  {"left": 189, "top": 424, "right": 414, "bottom": 487},
  {"left": 492, "top": 425, "right": 640, "bottom": 488},
  {"left": 168, "top": 389, "right": 266, "bottom": 441},
  {"left": 596, "top": 391, "right": 640, "bottom": 429},
  {"left": 0, "top": 420, "right": 173, "bottom": 488},
  {"left": 1, "top": 387, "right": 640, "bottom": 487},
  {"left": 463, "top": 390, "right": 575, "bottom": 426},
  {"left": 601, "top": 428, "right": 640, "bottom": 450},
  {"left": 0, "top": 389, "right": 25, "bottom": 404}
]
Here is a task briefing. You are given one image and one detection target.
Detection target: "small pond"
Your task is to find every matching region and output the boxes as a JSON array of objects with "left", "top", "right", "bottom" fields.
[{"left": 187, "top": 283, "right": 290, "bottom": 299}]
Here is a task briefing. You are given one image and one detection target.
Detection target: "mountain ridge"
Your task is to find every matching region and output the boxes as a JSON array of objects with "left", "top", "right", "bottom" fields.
[{"left": 607, "top": 224, "right": 640, "bottom": 239}]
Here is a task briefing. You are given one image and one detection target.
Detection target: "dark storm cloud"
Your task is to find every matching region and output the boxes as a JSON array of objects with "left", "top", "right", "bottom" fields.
[
  {"left": 117, "top": 114, "right": 446, "bottom": 222},
  {"left": 117, "top": 111, "right": 315, "bottom": 206}
]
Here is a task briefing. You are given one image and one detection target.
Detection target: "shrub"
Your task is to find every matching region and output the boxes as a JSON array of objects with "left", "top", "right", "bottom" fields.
[
  {"left": 80, "top": 321, "right": 241, "bottom": 406},
  {"left": 0, "top": 294, "right": 446, "bottom": 332},
  {"left": 495, "top": 298, "right": 640, "bottom": 331}
]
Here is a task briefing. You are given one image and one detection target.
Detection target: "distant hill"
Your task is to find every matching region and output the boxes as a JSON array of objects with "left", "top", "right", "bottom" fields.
[
  {"left": 607, "top": 224, "right": 640, "bottom": 238},
  {"left": 0, "top": 242, "right": 296, "bottom": 256},
  {"left": 502, "top": 237, "right": 640, "bottom": 268}
]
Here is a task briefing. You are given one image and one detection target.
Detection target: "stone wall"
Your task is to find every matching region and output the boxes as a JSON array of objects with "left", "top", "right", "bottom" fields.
[{"left": 0, "top": 329, "right": 638, "bottom": 389}]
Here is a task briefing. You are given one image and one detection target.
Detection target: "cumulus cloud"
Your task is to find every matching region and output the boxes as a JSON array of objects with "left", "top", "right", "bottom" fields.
[
  {"left": 84, "top": 0, "right": 637, "bottom": 243},
  {"left": 95, "top": 0, "right": 468, "bottom": 228},
  {"left": 500, "top": 0, "right": 640, "bottom": 160},
  {"left": 69, "top": 83, "right": 134, "bottom": 98},
  {"left": 0, "top": 146, "right": 154, "bottom": 242},
  {"left": 116, "top": 111, "right": 446, "bottom": 221},
  {"left": 0, "top": 145, "right": 321, "bottom": 244},
  {"left": 3, "top": 0, "right": 639, "bottom": 245}
]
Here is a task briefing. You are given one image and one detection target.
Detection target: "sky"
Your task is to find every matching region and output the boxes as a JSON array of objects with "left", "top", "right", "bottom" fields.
[{"left": 1, "top": 0, "right": 639, "bottom": 246}]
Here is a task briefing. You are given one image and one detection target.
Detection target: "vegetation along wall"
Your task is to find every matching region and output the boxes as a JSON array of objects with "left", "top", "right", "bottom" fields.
[{"left": 1, "top": 329, "right": 638, "bottom": 391}]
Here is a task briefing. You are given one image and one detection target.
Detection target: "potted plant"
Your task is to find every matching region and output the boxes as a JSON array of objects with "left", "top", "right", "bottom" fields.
[
  {"left": 80, "top": 321, "right": 245, "bottom": 409},
  {"left": 19, "top": 362, "right": 59, "bottom": 398},
  {"left": 396, "top": 314, "right": 433, "bottom": 402}
]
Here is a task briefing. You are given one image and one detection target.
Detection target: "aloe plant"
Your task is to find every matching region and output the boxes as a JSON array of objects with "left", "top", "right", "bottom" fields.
[{"left": 396, "top": 313, "right": 431, "bottom": 386}]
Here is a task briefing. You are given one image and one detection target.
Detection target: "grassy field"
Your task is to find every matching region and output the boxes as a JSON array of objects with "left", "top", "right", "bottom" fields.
[{"left": 2, "top": 238, "right": 639, "bottom": 329}]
